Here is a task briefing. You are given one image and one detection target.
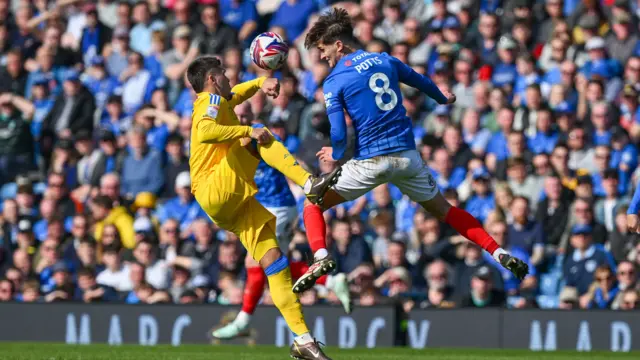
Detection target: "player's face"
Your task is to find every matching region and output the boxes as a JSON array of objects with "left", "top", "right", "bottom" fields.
[
  {"left": 317, "top": 41, "right": 341, "bottom": 68},
  {"left": 211, "top": 69, "right": 232, "bottom": 99}
]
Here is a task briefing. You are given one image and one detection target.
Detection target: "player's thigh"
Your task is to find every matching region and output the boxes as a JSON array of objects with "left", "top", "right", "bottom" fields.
[
  {"left": 226, "top": 141, "right": 261, "bottom": 182},
  {"left": 332, "top": 158, "right": 384, "bottom": 202},
  {"left": 237, "top": 197, "right": 280, "bottom": 263},
  {"left": 391, "top": 150, "right": 443, "bottom": 214}
]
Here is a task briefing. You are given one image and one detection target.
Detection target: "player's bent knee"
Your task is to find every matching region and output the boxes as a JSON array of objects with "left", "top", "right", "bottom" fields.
[
  {"left": 419, "top": 193, "right": 452, "bottom": 221},
  {"left": 262, "top": 252, "right": 288, "bottom": 276}
]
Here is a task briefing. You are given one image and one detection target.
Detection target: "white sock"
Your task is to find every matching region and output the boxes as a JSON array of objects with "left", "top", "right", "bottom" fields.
[
  {"left": 314, "top": 249, "right": 329, "bottom": 261},
  {"left": 303, "top": 177, "right": 312, "bottom": 193},
  {"left": 493, "top": 248, "right": 508, "bottom": 262},
  {"left": 295, "top": 332, "right": 314, "bottom": 345},
  {"left": 234, "top": 311, "right": 252, "bottom": 328}
]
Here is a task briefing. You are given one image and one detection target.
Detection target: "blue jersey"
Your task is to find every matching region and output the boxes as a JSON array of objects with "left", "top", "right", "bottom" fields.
[{"left": 323, "top": 50, "right": 447, "bottom": 160}]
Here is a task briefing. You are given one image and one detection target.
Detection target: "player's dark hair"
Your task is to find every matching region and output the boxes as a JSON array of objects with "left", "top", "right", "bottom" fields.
[
  {"left": 186, "top": 55, "right": 223, "bottom": 93},
  {"left": 93, "top": 195, "right": 114, "bottom": 210},
  {"left": 304, "top": 8, "right": 355, "bottom": 49}
]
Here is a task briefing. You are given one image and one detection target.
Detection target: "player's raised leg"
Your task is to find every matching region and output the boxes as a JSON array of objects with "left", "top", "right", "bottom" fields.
[
  {"left": 420, "top": 193, "right": 529, "bottom": 279},
  {"left": 212, "top": 255, "right": 265, "bottom": 339}
]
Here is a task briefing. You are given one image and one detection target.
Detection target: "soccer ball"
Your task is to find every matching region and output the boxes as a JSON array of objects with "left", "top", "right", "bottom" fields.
[{"left": 250, "top": 32, "right": 289, "bottom": 70}]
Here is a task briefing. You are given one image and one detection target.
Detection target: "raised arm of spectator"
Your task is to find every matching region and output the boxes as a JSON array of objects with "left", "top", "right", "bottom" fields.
[
  {"left": 164, "top": 46, "right": 199, "bottom": 81},
  {"left": 153, "top": 108, "right": 180, "bottom": 133},
  {"left": 6, "top": 94, "right": 35, "bottom": 120},
  {"left": 238, "top": 21, "right": 258, "bottom": 43}
]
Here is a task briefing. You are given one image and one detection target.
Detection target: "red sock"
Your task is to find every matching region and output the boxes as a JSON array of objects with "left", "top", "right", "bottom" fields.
[
  {"left": 444, "top": 207, "right": 500, "bottom": 255},
  {"left": 241, "top": 267, "right": 267, "bottom": 314},
  {"left": 303, "top": 204, "right": 327, "bottom": 253},
  {"left": 290, "top": 261, "right": 327, "bottom": 285}
]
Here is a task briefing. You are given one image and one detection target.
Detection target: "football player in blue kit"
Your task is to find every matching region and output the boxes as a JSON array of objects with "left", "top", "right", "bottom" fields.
[
  {"left": 212, "top": 102, "right": 350, "bottom": 340},
  {"left": 294, "top": 8, "right": 529, "bottom": 294}
]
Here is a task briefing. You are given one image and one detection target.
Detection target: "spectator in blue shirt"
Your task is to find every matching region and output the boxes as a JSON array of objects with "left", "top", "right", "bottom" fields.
[
  {"left": 132, "top": 105, "right": 171, "bottom": 153},
  {"left": 507, "top": 196, "right": 544, "bottom": 265},
  {"left": 156, "top": 171, "right": 207, "bottom": 233},
  {"left": 514, "top": 53, "right": 540, "bottom": 107},
  {"left": 101, "top": 95, "right": 132, "bottom": 137},
  {"left": 82, "top": 56, "right": 120, "bottom": 111},
  {"left": 564, "top": 224, "right": 616, "bottom": 295},
  {"left": 581, "top": 37, "right": 623, "bottom": 101},
  {"left": 80, "top": 5, "right": 113, "bottom": 67},
  {"left": 431, "top": 147, "right": 466, "bottom": 191},
  {"left": 121, "top": 126, "right": 164, "bottom": 198},
  {"left": 461, "top": 109, "right": 492, "bottom": 156},
  {"left": 591, "top": 145, "right": 614, "bottom": 198},
  {"left": 269, "top": 0, "right": 318, "bottom": 42},
  {"left": 492, "top": 35, "right": 518, "bottom": 90},
  {"left": 464, "top": 168, "right": 495, "bottom": 224},
  {"left": 219, "top": 0, "right": 259, "bottom": 46},
  {"left": 129, "top": 1, "right": 166, "bottom": 56},
  {"left": 28, "top": 74, "right": 55, "bottom": 143},
  {"left": 527, "top": 107, "right": 559, "bottom": 154},
  {"left": 106, "top": 27, "right": 133, "bottom": 78},
  {"left": 610, "top": 128, "right": 637, "bottom": 193},
  {"left": 486, "top": 107, "right": 515, "bottom": 164},
  {"left": 590, "top": 102, "right": 614, "bottom": 146},
  {"left": 587, "top": 265, "right": 619, "bottom": 309}
]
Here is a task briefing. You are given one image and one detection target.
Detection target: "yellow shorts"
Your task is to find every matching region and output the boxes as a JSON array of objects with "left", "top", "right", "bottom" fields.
[{"left": 194, "top": 142, "right": 279, "bottom": 262}]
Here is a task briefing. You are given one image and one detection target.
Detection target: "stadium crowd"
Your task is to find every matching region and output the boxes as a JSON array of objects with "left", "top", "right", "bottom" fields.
[{"left": 0, "top": 0, "right": 639, "bottom": 312}]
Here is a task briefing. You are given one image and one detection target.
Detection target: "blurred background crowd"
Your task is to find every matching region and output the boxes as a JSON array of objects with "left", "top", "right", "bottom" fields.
[{"left": 0, "top": 0, "right": 640, "bottom": 312}]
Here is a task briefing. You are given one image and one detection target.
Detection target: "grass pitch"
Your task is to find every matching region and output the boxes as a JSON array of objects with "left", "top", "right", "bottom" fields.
[{"left": 0, "top": 343, "right": 638, "bottom": 360}]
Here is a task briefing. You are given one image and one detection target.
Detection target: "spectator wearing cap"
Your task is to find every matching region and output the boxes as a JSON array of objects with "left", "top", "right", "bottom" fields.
[
  {"left": 0, "top": 49, "right": 28, "bottom": 96},
  {"left": 130, "top": 1, "right": 166, "bottom": 56},
  {"left": 157, "top": 171, "right": 207, "bottom": 233},
  {"left": 162, "top": 25, "right": 198, "bottom": 105},
  {"left": 457, "top": 265, "right": 506, "bottom": 308},
  {"left": 620, "top": 85, "right": 640, "bottom": 132},
  {"left": 119, "top": 52, "right": 157, "bottom": 115},
  {"left": 594, "top": 170, "right": 629, "bottom": 231},
  {"left": 606, "top": 11, "right": 638, "bottom": 65},
  {"left": 464, "top": 167, "right": 495, "bottom": 224},
  {"left": 373, "top": 0, "right": 405, "bottom": 46},
  {"left": 121, "top": 126, "right": 164, "bottom": 197},
  {"left": 42, "top": 261, "right": 74, "bottom": 303},
  {"left": 80, "top": 4, "right": 113, "bottom": 68},
  {"left": 492, "top": 36, "right": 518, "bottom": 92},
  {"left": 82, "top": 56, "right": 120, "bottom": 112},
  {"left": 581, "top": 37, "right": 623, "bottom": 99},
  {"left": 0, "top": 91, "right": 35, "bottom": 185},
  {"left": 91, "top": 195, "right": 135, "bottom": 249},
  {"left": 218, "top": 0, "right": 258, "bottom": 45},
  {"left": 42, "top": 69, "right": 96, "bottom": 141},
  {"left": 162, "top": 134, "right": 189, "bottom": 199},
  {"left": 194, "top": 3, "right": 239, "bottom": 56},
  {"left": 105, "top": 26, "right": 133, "bottom": 77},
  {"left": 527, "top": 107, "right": 559, "bottom": 155}
]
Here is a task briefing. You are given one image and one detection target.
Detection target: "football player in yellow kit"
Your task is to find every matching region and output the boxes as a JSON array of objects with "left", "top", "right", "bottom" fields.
[{"left": 186, "top": 56, "right": 337, "bottom": 360}]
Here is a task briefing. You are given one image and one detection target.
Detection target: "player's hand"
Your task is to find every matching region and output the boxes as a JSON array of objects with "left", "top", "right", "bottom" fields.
[
  {"left": 261, "top": 78, "right": 280, "bottom": 98},
  {"left": 250, "top": 127, "right": 273, "bottom": 144},
  {"left": 442, "top": 90, "right": 456, "bottom": 104},
  {"left": 316, "top": 147, "right": 336, "bottom": 163},
  {"left": 627, "top": 214, "right": 640, "bottom": 233}
]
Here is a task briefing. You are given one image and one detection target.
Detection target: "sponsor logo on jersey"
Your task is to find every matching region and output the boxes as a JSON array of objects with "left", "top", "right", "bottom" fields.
[
  {"left": 324, "top": 92, "right": 333, "bottom": 108},
  {"left": 206, "top": 105, "right": 219, "bottom": 119}
]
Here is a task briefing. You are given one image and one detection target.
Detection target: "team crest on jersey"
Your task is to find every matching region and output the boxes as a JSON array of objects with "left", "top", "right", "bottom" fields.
[
  {"left": 324, "top": 92, "right": 333, "bottom": 108},
  {"left": 345, "top": 60, "right": 352, "bottom": 66}
]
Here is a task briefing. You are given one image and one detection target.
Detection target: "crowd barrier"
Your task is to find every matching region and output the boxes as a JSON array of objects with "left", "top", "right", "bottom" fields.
[{"left": 0, "top": 303, "right": 637, "bottom": 351}]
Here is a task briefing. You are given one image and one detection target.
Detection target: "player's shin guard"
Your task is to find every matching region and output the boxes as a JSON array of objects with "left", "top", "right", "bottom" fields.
[
  {"left": 303, "top": 204, "right": 329, "bottom": 260},
  {"left": 241, "top": 267, "right": 267, "bottom": 315},
  {"left": 444, "top": 206, "right": 501, "bottom": 255},
  {"left": 264, "top": 255, "right": 309, "bottom": 336}
]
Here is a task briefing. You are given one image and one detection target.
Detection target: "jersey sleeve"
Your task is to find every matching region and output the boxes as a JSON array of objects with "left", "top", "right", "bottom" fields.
[
  {"left": 228, "top": 77, "right": 266, "bottom": 107},
  {"left": 323, "top": 77, "right": 348, "bottom": 160},
  {"left": 388, "top": 54, "right": 448, "bottom": 104},
  {"left": 196, "top": 94, "right": 252, "bottom": 143}
]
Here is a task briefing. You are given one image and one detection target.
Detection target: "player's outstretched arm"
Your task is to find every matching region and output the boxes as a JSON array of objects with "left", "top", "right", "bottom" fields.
[
  {"left": 197, "top": 118, "right": 253, "bottom": 144},
  {"left": 323, "top": 78, "right": 347, "bottom": 161},
  {"left": 229, "top": 77, "right": 269, "bottom": 107},
  {"left": 389, "top": 56, "right": 451, "bottom": 104}
]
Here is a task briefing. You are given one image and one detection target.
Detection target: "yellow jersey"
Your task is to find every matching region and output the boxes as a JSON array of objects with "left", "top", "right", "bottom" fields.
[{"left": 189, "top": 77, "right": 266, "bottom": 193}]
